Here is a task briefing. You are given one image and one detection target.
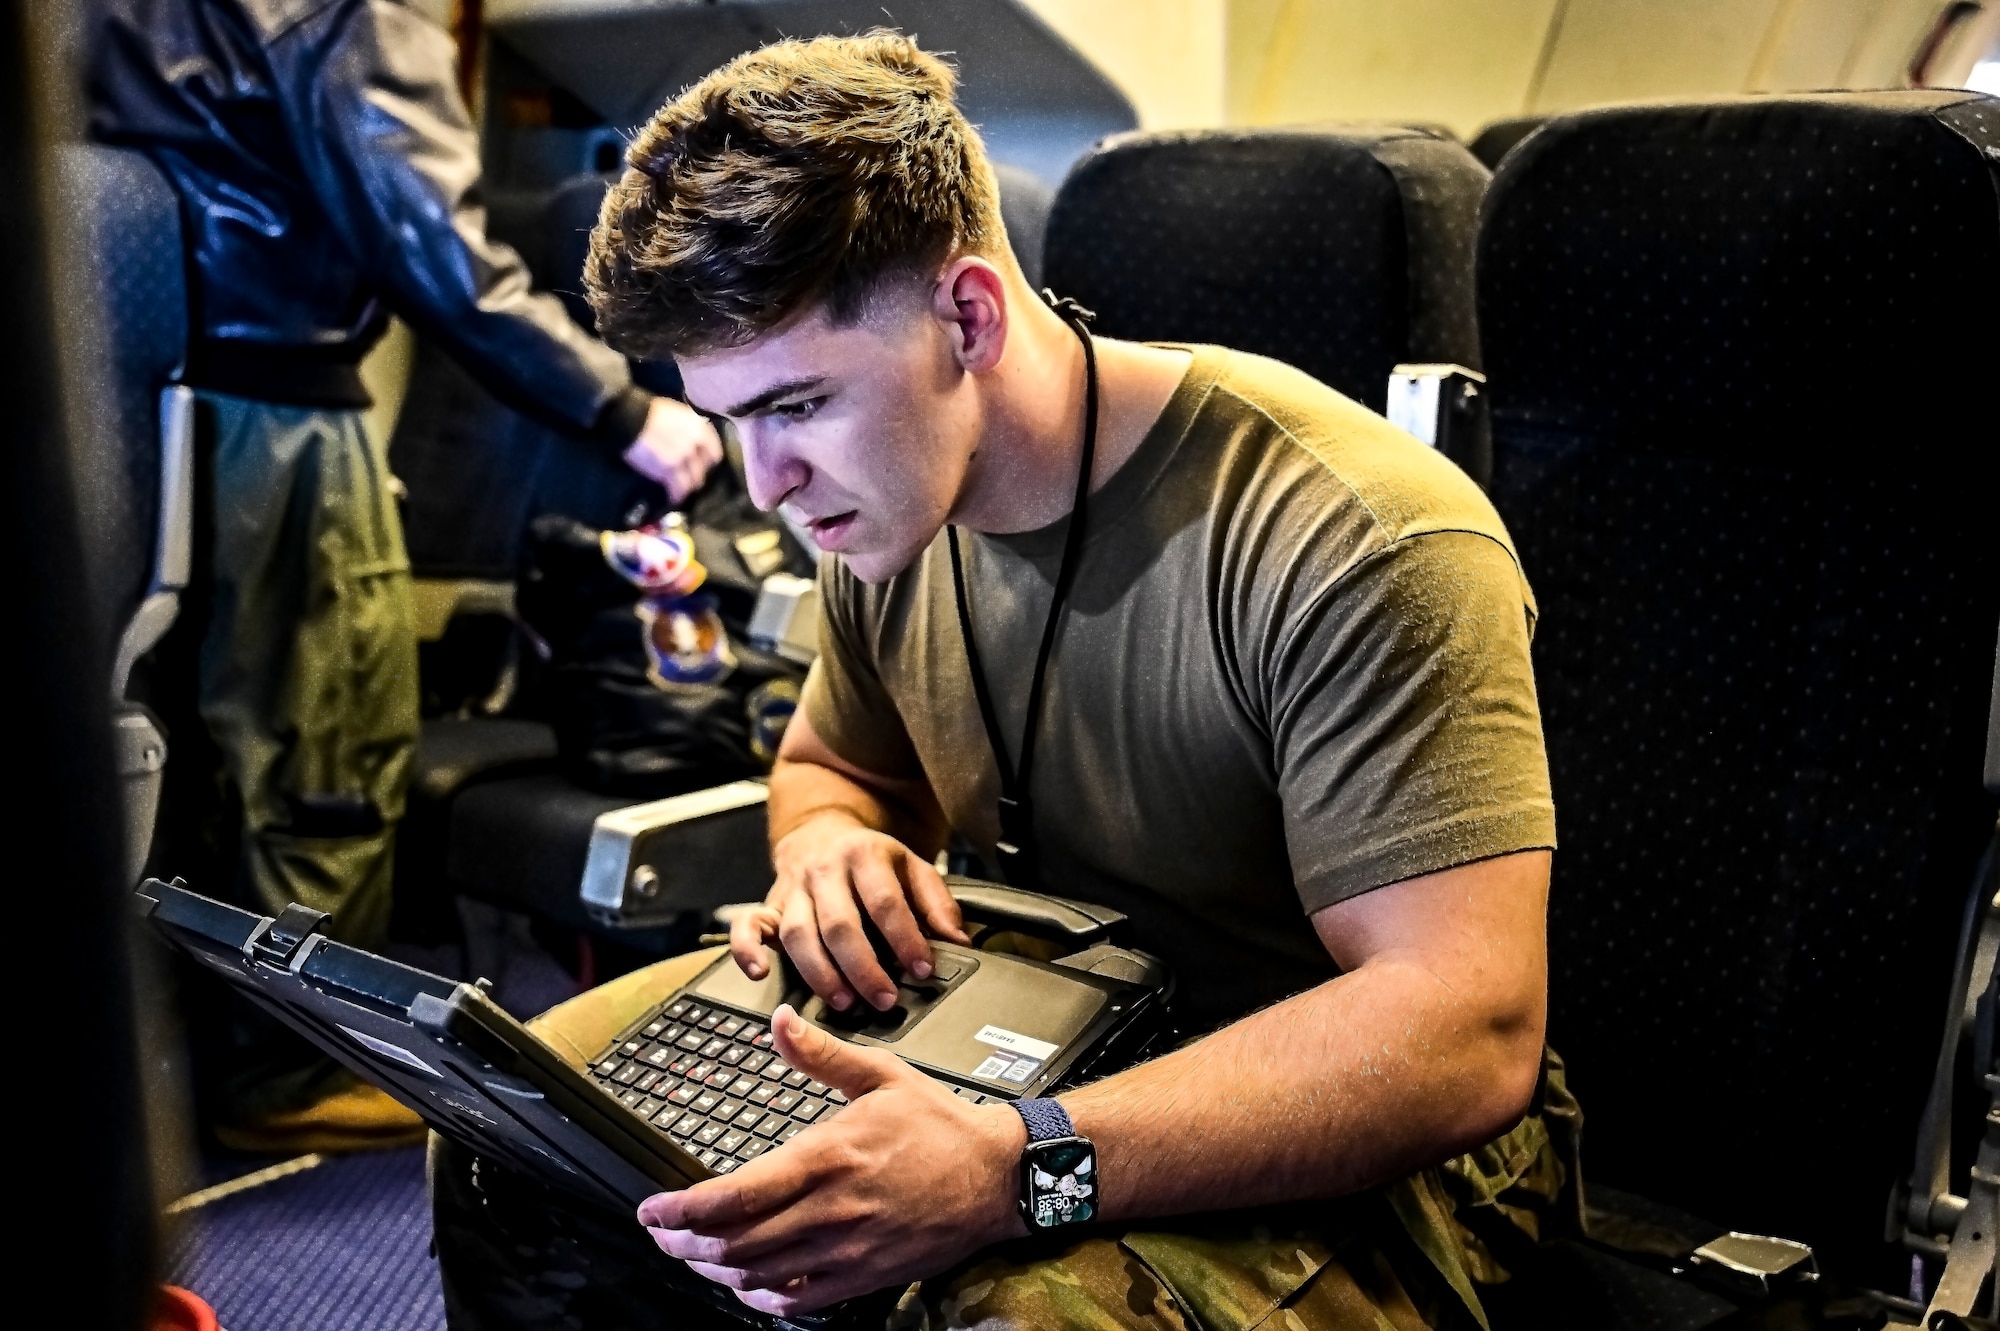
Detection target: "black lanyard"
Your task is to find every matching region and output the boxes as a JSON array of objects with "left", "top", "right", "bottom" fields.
[{"left": 947, "top": 294, "right": 1097, "bottom": 889}]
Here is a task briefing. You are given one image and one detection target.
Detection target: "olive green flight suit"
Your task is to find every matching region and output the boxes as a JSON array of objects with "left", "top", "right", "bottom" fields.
[{"left": 196, "top": 389, "right": 418, "bottom": 951}]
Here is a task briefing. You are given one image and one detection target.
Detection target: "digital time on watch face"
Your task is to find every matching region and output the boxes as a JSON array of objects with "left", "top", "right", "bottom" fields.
[{"left": 1023, "top": 1138, "right": 1096, "bottom": 1229}]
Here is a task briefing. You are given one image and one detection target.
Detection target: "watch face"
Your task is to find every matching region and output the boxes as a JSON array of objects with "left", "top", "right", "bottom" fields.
[{"left": 1024, "top": 1138, "right": 1096, "bottom": 1229}]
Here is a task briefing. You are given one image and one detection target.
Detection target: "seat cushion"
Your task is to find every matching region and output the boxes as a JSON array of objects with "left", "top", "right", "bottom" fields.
[{"left": 411, "top": 718, "right": 559, "bottom": 805}]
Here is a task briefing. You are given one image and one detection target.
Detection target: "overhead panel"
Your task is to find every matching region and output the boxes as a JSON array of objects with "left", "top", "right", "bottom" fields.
[{"left": 483, "top": 0, "right": 1137, "bottom": 184}]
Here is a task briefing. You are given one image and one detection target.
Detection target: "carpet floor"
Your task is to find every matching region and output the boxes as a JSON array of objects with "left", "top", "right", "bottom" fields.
[{"left": 168, "top": 1147, "right": 444, "bottom": 1331}]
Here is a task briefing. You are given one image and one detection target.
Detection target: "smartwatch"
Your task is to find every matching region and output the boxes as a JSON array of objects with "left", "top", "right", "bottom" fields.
[{"left": 1009, "top": 1098, "right": 1098, "bottom": 1231}]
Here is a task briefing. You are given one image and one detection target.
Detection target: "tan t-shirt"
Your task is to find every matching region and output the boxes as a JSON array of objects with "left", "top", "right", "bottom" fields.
[{"left": 803, "top": 346, "right": 1556, "bottom": 1026}]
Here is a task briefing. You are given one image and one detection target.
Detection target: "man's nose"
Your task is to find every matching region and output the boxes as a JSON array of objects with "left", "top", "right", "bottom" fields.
[{"left": 742, "top": 433, "right": 808, "bottom": 513}]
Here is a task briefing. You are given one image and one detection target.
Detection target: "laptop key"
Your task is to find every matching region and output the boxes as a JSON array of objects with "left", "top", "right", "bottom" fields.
[
  {"left": 635, "top": 1097, "right": 665, "bottom": 1119},
  {"left": 700, "top": 1037, "right": 730, "bottom": 1058},
  {"left": 665, "top": 1001, "right": 692, "bottom": 1020},
  {"left": 619, "top": 1089, "right": 644, "bottom": 1108},
  {"left": 716, "top": 1098, "right": 746, "bottom": 1121},
  {"left": 652, "top": 1108, "right": 686, "bottom": 1133},
  {"left": 791, "top": 1098, "right": 825, "bottom": 1123},
  {"left": 612, "top": 1062, "right": 646, "bottom": 1086},
  {"left": 692, "top": 1091, "right": 722, "bottom": 1116},
  {"left": 739, "top": 1051, "right": 771, "bottom": 1074},
  {"left": 642, "top": 1020, "right": 668, "bottom": 1038},
  {"left": 747, "top": 1083, "right": 778, "bottom": 1107},
  {"left": 634, "top": 1070, "right": 662, "bottom": 1093},
  {"left": 718, "top": 1045, "right": 749, "bottom": 1066},
  {"left": 827, "top": 1089, "right": 849, "bottom": 1105},
  {"left": 753, "top": 1116, "right": 786, "bottom": 1139},
  {"left": 778, "top": 1122, "right": 805, "bottom": 1144},
  {"left": 676, "top": 1032, "right": 706, "bottom": 1052},
  {"left": 644, "top": 1047, "right": 675, "bottom": 1068},
  {"left": 696, "top": 1147, "right": 721, "bottom": 1168},
  {"left": 694, "top": 1122, "right": 727, "bottom": 1146},
  {"left": 668, "top": 1083, "right": 700, "bottom": 1107},
  {"left": 669, "top": 1115, "right": 700, "bottom": 1138},
  {"left": 770, "top": 1089, "right": 802, "bottom": 1114},
  {"left": 716, "top": 1017, "right": 745, "bottom": 1038},
  {"left": 714, "top": 1157, "right": 740, "bottom": 1175},
  {"left": 804, "top": 1080, "right": 829, "bottom": 1097},
  {"left": 661, "top": 1024, "right": 687, "bottom": 1044},
  {"left": 783, "top": 1070, "right": 811, "bottom": 1089},
  {"left": 717, "top": 1129, "right": 748, "bottom": 1154},
  {"left": 688, "top": 1061, "right": 718, "bottom": 1083},
  {"left": 705, "top": 1069, "right": 737, "bottom": 1090},
  {"left": 620, "top": 1040, "right": 645, "bottom": 1057},
  {"left": 736, "top": 1139, "right": 769, "bottom": 1161},
  {"left": 668, "top": 1055, "right": 698, "bottom": 1077},
  {"left": 680, "top": 1004, "right": 707, "bottom": 1023},
  {"left": 594, "top": 1057, "right": 624, "bottom": 1076},
  {"left": 728, "top": 1075, "right": 760, "bottom": 1097},
  {"left": 751, "top": 1028, "right": 776, "bottom": 1049},
  {"left": 699, "top": 1012, "right": 726, "bottom": 1031},
  {"left": 733, "top": 1108, "right": 765, "bottom": 1131}
]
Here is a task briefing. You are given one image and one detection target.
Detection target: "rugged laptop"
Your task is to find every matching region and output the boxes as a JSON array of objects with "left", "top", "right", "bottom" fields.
[{"left": 137, "top": 876, "right": 1171, "bottom": 1326}]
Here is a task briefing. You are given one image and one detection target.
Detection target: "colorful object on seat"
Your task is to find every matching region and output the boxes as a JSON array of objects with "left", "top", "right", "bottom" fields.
[
  {"left": 744, "top": 677, "right": 802, "bottom": 765},
  {"left": 599, "top": 523, "right": 706, "bottom": 599},
  {"left": 601, "top": 519, "right": 737, "bottom": 689}
]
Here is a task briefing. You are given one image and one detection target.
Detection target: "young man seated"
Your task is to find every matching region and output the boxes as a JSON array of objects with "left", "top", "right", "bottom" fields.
[{"left": 430, "top": 32, "right": 1571, "bottom": 1331}]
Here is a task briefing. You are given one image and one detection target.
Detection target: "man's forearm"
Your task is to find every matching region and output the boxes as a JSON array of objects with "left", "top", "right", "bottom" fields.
[
  {"left": 766, "top": 756, "right": 945, "bottom": 855},
  {"left": 1057, "top": 853, "right": 1550, "bottom": 1223},
  {"left": 1062, "top": 958, "right": 1543, "bottom": 1221}
]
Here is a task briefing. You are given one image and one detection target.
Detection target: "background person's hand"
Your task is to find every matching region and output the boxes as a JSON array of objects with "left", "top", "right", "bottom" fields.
[
  {"left": 623, "top": 396, "right": 724, "bottom": 502},
  {"left": 730, "top": 810, "right": 968, "bottom": 1012},
  {"left": 638, "top": 1004, "right": 1024, "bottom": 1316}
]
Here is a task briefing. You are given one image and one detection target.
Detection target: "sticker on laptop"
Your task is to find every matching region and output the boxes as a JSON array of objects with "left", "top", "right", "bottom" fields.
[
  {"left": 972, "top": 1025, "right": 1058, "bottom": 1085},
  {"left": 339, "top": 1023, "right": 439, "bottom": 1077}
]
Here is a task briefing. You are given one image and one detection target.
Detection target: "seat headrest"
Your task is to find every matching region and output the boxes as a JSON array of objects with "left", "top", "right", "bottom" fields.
[
  {"left": 1479, "top": 91, "right": 2000, "bottom": 467},
  {"left": 1044, "top": 125, "right": 1489, "bottom": 410}
]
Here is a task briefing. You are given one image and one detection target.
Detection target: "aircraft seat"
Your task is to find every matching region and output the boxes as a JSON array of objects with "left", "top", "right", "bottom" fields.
[
  {"left": 1042, "top": 123, "right": 1493, "bottom": 484},
  {"left": 62, "top": 143, "right": 193, "bottom": 885},
  {"left": 1477, "top": 90, "right": 2000, "bottom": 1322}
]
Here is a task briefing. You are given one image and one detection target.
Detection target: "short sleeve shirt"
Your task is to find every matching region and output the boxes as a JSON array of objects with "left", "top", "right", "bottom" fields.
[{"left": 802, "top": 347, "right": 1556, "bottom": 1027}]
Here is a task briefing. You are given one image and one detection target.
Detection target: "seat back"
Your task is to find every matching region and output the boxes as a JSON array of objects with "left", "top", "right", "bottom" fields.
[
  {"left": 60, "top": 144, "right": 188, "bottom": 678},
  {"left": 1043, "top": 125, "right": 1488, "bottom": 415},
  {"left": 1479, "top": 91, "right": 2000, "bottom": 1279}
]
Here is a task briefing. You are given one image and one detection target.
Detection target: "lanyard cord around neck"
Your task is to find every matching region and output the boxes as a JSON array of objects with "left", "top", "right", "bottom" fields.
[{"left": 946, "top": 294, "right": 1098, "bottom": 885}]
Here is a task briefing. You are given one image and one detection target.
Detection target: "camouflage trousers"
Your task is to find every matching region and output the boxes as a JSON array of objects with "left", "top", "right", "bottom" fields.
[{"left": 431, "top": 949, "right": 1583, "bottom": 1331}]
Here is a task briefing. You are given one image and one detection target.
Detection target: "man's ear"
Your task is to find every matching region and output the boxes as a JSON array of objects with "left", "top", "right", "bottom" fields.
[{"left": 932, "top": 256, "right": 1008, "bottom": 374}]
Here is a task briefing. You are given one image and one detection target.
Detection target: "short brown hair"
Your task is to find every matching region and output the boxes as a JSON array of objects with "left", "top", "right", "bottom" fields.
[{"left": 585, "top": 31, "right": 1004, "bottom": 359}]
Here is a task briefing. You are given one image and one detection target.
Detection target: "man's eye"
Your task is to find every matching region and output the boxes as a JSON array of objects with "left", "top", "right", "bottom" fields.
[{"left": 774, "top": 397, "right": 824, "bottom": 420}]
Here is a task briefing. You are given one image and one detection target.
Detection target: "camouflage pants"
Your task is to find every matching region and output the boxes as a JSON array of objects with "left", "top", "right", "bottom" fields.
[{"left": 432, "top": 950, "right": 1582, "bottom": 1331}]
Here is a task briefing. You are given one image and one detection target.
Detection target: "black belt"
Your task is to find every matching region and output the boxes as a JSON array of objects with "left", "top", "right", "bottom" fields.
[{"left": 183, "top": 338, "right": 373, "bottom": 409}]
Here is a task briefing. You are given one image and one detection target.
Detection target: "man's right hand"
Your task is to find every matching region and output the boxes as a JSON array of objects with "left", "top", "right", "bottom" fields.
[{"left": 730, "top": 809, "right": 969, "bottom": 1012}]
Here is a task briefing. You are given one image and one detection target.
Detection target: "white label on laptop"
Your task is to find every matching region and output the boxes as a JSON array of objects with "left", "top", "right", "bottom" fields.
[
  {"left": 339, "top": 1023, "right": 440, "bottom": 1077},
  {"left": 974, "top": 1025, "right": 1058, "bottom": 1061}
]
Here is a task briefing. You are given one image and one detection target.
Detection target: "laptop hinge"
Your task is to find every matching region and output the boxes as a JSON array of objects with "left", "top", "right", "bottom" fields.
[{"left": 248, "top": 902, "right": 332, "bottom": 968}]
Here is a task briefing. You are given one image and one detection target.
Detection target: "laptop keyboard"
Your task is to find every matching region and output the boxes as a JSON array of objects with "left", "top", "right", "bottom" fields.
[{"left": 589, "top": 996, "right": 1003, "bottom": 1175}]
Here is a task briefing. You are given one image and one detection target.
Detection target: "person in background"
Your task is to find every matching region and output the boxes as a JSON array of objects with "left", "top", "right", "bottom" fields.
[{"left": 87, "top": 0, "right": 723, "bottom": 1152}]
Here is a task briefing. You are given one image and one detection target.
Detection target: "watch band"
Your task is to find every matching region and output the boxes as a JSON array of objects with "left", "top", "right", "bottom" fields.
[{"left": 1011, "top": 1096, "right": 1075, "bottom": 1143}]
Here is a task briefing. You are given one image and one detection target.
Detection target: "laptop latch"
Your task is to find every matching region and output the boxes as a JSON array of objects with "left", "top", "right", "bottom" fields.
[{"left": 249, "top": 902, "right": 332, "bottom": 968}]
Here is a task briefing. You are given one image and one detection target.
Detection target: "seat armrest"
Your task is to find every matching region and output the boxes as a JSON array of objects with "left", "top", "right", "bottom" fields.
[{"left": 579, "top": 781, "right": 772, "bottom": 929}]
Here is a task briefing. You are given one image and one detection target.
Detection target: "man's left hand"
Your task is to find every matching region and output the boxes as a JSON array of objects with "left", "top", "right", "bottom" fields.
[
  {"left": 624, "top": 396, "right": 725, "bottom": 502},
  {"left": 637, "top": 1005, "right": 1026, "bottom": 1316}
]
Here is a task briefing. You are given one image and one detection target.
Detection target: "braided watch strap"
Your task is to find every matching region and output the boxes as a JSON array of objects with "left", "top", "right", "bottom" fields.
[{"left": 1011, "top": 1097, "right": 1075, "bottom": 1142}]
